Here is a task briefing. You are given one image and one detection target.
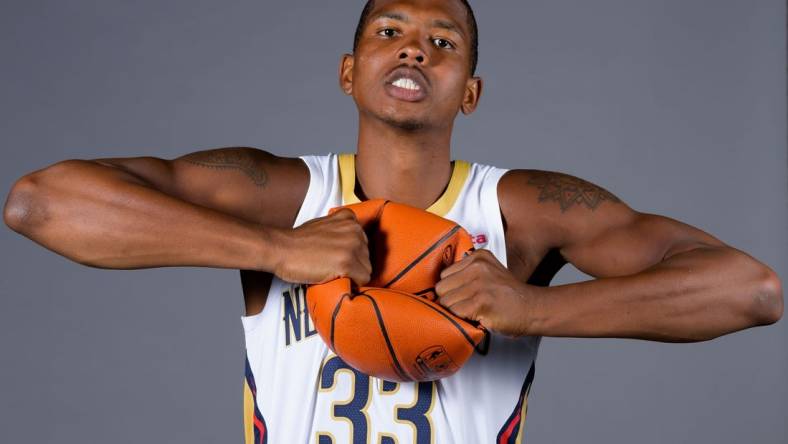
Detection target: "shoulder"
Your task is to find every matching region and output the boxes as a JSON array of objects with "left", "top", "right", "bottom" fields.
[
  {"left": 497, "top": 168, "right": 636, "bottom": 249},
  {"left": 497, "top": 169, "right": 624, "bottom": 215},
  {"left": 176, "top": 146, "right": 309, "bottom": 180}
]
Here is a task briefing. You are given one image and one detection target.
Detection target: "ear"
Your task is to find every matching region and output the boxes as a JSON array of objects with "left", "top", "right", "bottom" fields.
[
  {"left": 460, "top": 76, "right": 483, "bottom": 115},
  {"left": 339, "top": 53, "right": 355, "bottom": 95}
]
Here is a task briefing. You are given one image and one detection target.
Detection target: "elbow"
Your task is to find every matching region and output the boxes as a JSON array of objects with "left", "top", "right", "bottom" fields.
[
  {"left": 751, "top": 267, "right": 784, "bottom": 326},
  {"left": 4, "top": 160, "right": 77, "bottom": 233},
  {"left": 4, "top": 175, "right": 42, "bottom": 234}
]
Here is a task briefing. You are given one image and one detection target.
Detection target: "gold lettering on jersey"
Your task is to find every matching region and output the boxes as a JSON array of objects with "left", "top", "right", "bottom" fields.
[{"left": 281, "top": 283, "right": 318, "bottom": 347}]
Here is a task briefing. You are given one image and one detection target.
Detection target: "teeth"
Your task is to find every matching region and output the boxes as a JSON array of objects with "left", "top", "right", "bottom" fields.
[{"left": 392, "top": 78, "right": 420, "bottom": 91}]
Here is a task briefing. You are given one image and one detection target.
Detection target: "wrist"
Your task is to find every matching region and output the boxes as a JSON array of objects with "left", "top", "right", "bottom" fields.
[
  {"left": 520, "top": 284, "right": 550, "bottom": 337},
  {"left": 256, "top": 225, "right": 289, "bottom": 273}
]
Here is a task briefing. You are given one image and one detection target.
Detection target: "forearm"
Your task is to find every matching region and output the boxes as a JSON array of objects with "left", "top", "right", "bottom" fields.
[
  {"left": 528, "top": 246, "right": 781, "bottom": 342},
  {"left": 4, "top": 160, "right": 279, "bottom": 271}
]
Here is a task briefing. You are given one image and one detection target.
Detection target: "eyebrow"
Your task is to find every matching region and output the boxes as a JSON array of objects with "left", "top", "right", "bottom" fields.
[
  {"left": 372, "top": 11, "right": 408, "bottom": 22},
  {"left": 370, "top": 12, "right": 466, "bottom": 39},
  {"left": 432, "top": 19, "right": 466, "bottom": 39}
]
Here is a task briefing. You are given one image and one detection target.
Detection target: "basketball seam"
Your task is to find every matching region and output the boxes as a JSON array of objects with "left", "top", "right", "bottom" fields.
[
  {"left": 376, "top": 200, "right": 390, "bottom": 219},
  {"left": 329, "top": 292, "right": 352, "bottom": 351},
  {"left": 405, "top": 293, "right": 481, "bottom": 350},
  {"left": 382, "top": 224, "right": 462, "bottom": 288},
  {"left": 357, "top": 292, "right": 412, "bottom": 382}
]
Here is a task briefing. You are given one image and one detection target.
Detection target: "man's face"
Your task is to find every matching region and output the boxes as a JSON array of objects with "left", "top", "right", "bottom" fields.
[{"left": 341, "top": 0, "right": 481, "bottom": 131}]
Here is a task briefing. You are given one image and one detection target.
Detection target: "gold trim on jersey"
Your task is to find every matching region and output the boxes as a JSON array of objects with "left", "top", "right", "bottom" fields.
[
  {"left": 377, "top": 379, "right": 400, "bottom": 395},
  {"left": 377, "top": 432, "right": 400, "bottom": 443},
  {"left": 338, "top": 152, "right": 470, "bottom": 217},
  {"left": 243, "top": 379, "right": 255, "bottom": 444},
  {"left": 514, "top": 383, "right": 533, "bottom": 444}
]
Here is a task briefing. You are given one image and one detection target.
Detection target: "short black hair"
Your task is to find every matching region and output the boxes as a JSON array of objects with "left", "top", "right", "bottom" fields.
[{"left": 352, "top": 0, "right": 479, "bottom": 76}]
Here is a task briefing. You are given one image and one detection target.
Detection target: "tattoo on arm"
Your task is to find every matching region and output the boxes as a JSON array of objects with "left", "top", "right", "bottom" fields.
[
  {"left": 180, "top": 148, "right": 268, "bottom": 187},
  {"left": 527, "top": 171, "right": 620, "bottom": 212}
]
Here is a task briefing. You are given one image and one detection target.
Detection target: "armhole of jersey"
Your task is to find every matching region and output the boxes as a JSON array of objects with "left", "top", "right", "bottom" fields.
[
  {"left": 241, "top": 155, "right": 325, "bottom": 334},
  {"left": 293, "top": 155, "right": 326, "bottom": 228},
  {"left": 481, "top": 166, "right": 510, "bottom": 268}
]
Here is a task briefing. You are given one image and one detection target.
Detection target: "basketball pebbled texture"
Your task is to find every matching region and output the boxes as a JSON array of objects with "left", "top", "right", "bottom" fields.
[{"left": 306, "top": 199, "right": 489, "bottom": 382}]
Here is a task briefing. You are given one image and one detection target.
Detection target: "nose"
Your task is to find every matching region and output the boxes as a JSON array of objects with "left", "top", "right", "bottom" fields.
[{"left": 398, "top": 41, "right": 428, "bottom": 65}]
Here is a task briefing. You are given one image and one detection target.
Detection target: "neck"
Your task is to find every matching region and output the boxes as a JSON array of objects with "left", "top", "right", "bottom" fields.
[{"left": 355, "top": 115, "right": 454, "bottom": 209}]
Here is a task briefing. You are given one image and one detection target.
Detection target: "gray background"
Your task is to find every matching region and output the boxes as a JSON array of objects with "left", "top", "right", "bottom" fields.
[{"left": 1, "top": 0, "right": 785, "bottom": 443}]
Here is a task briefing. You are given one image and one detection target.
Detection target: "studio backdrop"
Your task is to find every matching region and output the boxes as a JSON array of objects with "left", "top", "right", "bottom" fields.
[{"left": 1, "top": 1, "right": 785, "bottom": 443}]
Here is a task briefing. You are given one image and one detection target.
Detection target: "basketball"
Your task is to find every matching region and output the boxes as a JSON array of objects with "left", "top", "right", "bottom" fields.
[{"left": 306, "top": 199, "right": 489, "bottom": 382}]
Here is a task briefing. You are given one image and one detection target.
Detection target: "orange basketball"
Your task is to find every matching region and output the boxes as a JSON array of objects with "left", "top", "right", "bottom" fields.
[{"left": 306, "top": 199, "right": 489, "bottom": 382}]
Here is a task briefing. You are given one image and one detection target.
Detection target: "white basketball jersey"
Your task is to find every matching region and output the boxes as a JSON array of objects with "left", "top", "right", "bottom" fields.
[{"left": 242, "top": 153, "right": 541, "bottom": 444}]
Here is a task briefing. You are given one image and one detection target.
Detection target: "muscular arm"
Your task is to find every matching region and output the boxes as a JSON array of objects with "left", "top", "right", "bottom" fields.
[
  {"left": 499, "top": 170, "right": 784, "bottom": 342},
  {"left": 3, "top": 147, "right": 308, "bottom": 271}
]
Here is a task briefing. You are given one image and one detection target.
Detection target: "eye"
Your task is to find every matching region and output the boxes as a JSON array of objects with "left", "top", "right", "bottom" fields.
[
  {"left": 433, "top": 38, "right": 455, "bottom": 50},
  {"left": 377, "top": 28, "right": 398, "bottom": 38}
]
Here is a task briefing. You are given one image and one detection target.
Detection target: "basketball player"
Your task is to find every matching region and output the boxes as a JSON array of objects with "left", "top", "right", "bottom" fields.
[{"left": 3, "top": 0, "right": 783, "bottom": 443}]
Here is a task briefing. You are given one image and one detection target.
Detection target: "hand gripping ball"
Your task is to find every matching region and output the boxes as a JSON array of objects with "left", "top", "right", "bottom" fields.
[{"left": 306, "top": 199, "right": 490, "bottom": 382}]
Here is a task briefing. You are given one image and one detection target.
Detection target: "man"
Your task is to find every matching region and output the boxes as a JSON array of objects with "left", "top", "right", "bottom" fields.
[{"left": 3, "top": 0, "right": 783, "bottom": 443}]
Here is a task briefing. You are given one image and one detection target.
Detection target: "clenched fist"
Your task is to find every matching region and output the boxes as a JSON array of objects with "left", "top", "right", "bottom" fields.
[
  {"left": 435, "top": 248, "right": 542, "bottom": 337},
  {"left": 268, "top": 208, "right": 372, "bottom": 286}
]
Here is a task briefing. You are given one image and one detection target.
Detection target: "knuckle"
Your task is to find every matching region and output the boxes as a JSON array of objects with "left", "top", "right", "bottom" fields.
[
  {"left": 469, "top": 261, "right": 485, "bottom": 274},
  {"left": 465, "top": 301, "right": 480, "bottom": 317},
  {"left": 338, "top": 253, "right": 354, "bottom": 269},
  {"left": 353, "top": 225, "right": 367, "bottom": 241},
  {"left": 345, "top": 250, "right": 358, "bottom": 264},
  {"left": 471, "top": 301, "right": 484, "bottom": 317},
  {"left": 340, "top": 209, "right": 358, "bottom": 221},
  {"left": 476, "top": 293, "right": 489, "bottom": 309},
  {"left": 329, "top": 211, "right": 347, "bottom": 222}
]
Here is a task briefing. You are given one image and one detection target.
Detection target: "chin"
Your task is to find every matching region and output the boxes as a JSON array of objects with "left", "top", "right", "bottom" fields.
[
  {"left": 377, "top": 110, "right": 429, "bottom": 131},
  {"left": 386, "top": 118, "right": 426, "bottom": 131}
]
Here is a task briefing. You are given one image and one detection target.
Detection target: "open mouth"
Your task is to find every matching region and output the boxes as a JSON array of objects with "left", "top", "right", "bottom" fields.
[{"left": 384, "top": 66, "right": 429, "bottom": 102}]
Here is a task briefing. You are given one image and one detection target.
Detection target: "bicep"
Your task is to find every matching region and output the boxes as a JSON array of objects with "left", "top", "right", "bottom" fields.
[
  {"left": 499, "top": 168, "right": 726, "bottom": 279},
  {"left": 93, "top": 147, "right": 309, "bottom": 228},
  {"left": 559, "top": 210, "right": 727, "bottom": 278}
]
